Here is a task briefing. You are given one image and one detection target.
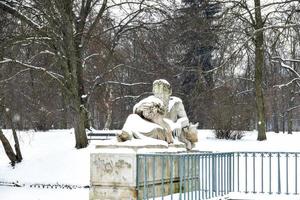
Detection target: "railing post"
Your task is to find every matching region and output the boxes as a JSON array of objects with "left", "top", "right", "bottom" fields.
[
  {"left": 221, "top": 154, "right": 223, "bottom": 196},
  {"left": 232, "top": 152, "right": 235, "bottom": 193},
  {"left": 269, "top": 152, "right": 272, "bottom": 194},
  {"left": 179, "top": 155, "right": 183, "bottom": 200},
  {"left": 191, "top": 155, "right": 193, "bottom": 200},
  {"left": 137, "top": 155, "right": 140, "bottom": 200},
  {"left": 277, "top": 152, "right": 281, "bottom": 194},
  {"left": 209, "top": 154, "right": 211, "bottom": 199},
  {"left": 205, "top": 154, "right": 208, "bottom": 199},
  {"left": 184, "top": 155, "right": 186, "bottom": 200},
  {"left": 245, "top": 152, "right": 248, "bottom": 193},
  {"left": 261, "top": 153, "right": 264, "bottom": 194},
  {"left": 286, "top": 153, "right": 289, "bottom": 195},
  {"left": 237, "top": 152, "right": 240, "bottom": 193},
  {"left": 212, "top": 154, "right": 215, "bottom": 197},
  {"left": 226, "top": 153, "right": 229, "bottom": 194},
  {"left": 152, "top": 156, "right": 155, "bottom": 200},
  {"left": 161, "top": 156, "right": 165, "bottom": 200},
  {"left": 194, "top": 154, "right": 198, "bottom": 200},
  {"left": 295, "top": 153, "right": 298, "bottom": 195},
  {"left": 170, "top": 155, "right": 174, "bottom": 200},
  {"left": 196, "top": 155, "right": 201, "bottom": 199},
  {"left": 188, "top": 155, "right": 190, "bottom": 200},
  {"left": 253, "top": 152, "right": 256, "bottom": 194},
  {"left": 202, "top": 154, "right": 205, "bottom": 199},
  {"left": 144, "top": 156, "right": 148, "bottom": 200},
  {"left": 231, "top": 153, "right": 233, "bottom": 192}
]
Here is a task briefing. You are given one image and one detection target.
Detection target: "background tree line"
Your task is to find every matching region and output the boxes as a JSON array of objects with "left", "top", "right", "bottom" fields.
[{"left": 1, "top": 0, "right": 300, "bottom": 149}]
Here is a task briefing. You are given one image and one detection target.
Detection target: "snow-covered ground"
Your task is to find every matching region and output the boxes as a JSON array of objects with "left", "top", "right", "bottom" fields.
[
  {"left": 196, "top": 130, "right": 300, "bottom": 152},
  {"left": 1, "top": 129, "right": 300, "bottom": 199}
]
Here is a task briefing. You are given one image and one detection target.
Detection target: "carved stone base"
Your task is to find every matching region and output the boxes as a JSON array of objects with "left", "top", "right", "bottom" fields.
[{"left": 90, "top": 142, "right": 186, "bottom": 200}]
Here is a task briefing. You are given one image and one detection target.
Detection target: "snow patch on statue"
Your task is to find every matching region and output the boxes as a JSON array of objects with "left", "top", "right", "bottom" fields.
[{"left": 117, "top": 79, "right": 198, "bottom": 150}]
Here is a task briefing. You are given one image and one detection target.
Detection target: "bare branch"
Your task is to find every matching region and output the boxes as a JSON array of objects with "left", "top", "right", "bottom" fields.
[
  {"left": 97, "top": 81, "right": 151, "bottom": 87},
  {"left": 286, "top": 105, "right": 300, "bottom": 112},
  {"left": 0, "top": 69, "right": 30, "bottom": 84},
  {"left": 0, "top": 1, "right": 42, "bottom": 31},
  {"left": 274, "top": 78, "right": 300, "bottom": 89},
  {"left": 85, "top": 0, "right": 107, "bottom": 43},
  {"left": 111, "top": 91, "right": 152, "bottom": 102},
  {"left": 0, "top": 58, "right": 65, "bottom": 87}
]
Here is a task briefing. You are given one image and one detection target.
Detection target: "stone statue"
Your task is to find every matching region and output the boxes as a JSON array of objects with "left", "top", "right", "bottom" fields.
[{"left": 117, "top": 79, "right": 198, "bottom": 150}]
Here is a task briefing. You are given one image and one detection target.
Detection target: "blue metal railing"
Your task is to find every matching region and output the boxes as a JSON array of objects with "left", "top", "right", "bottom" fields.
[
  {"left": 136, "top": 151, "right": 300, "bottom": 200},
  {"left": 233, "top": 152, "right": 300, "bottom": 196}
]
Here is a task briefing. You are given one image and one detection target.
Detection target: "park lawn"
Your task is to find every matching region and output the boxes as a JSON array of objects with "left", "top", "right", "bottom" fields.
[{"left": 1, "top": 129, "right": 300, "bottom": 199}]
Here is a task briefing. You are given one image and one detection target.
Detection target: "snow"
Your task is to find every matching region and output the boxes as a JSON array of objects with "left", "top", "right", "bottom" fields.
[
  {"left": 132, "top": 95, "right": 163, "bottom": 113},
  {"left": 122, "top": 113, "right": 163, "bottom": 134},
  {"left": 153, "top": 79, "right": 170, "bottom": 86},
  {"left": 0, "top": 130, "right": 91, "bottom": 185},
  {"left": 168, "top": 96, "right": 182, "bottom": 112},
  {"left": 94, "top": 135, "right": 169, "bottom": 149},
  {"left": 0, "top": 187, "right": 88, "bottom": 200},
  {"left": 195, "top": 130, "right": 300, "bottom": 152},
  {"left": 1, "top": 129, "right": 300, "bottom": 199}
]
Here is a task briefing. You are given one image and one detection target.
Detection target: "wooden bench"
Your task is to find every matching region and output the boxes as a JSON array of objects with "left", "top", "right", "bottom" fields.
[{"left": 87, "top": 130, "right": 118, "bottom": 141}]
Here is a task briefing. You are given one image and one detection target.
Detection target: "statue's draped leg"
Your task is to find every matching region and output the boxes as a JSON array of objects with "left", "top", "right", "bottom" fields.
[{"left": 119, "top": 114, "right": 173, "bottom": 143}]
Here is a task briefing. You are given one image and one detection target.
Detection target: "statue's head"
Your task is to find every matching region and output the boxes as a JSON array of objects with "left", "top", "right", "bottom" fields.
[{"left": 152, "top": 79, "right": 172, "bottom": 107}]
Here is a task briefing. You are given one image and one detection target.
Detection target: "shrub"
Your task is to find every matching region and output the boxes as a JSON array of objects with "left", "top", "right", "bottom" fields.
[{"left": 214, "top": 129, "right": 244, "bottom": 140}]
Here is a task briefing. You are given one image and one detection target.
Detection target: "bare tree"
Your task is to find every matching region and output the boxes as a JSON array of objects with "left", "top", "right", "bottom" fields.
[{"left": 0, "top": 0, "right": 166, "bottom": 148}]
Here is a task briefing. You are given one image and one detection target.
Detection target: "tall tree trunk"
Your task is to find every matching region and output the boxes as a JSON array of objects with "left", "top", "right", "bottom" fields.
[
  {"left": 104, "top": 107, "right": 113, "bottom": 129},
  {"left": 104, "top": 87, "right": 113, "bottom": 129},
  {"left": 60, "top": 4, "right": 88, "bottom": 148},
  {"left": 288, "top": 37, "right": 296, "bottom": 134},
  {"left": 12, "top": 128, "right": 22, "bottom": 162},
  {"left": 287, "top": 111, "right": 293, "bottom": 134},
  {"left": 68, "top": 64, "right": 88, "bottom": 149},
  {"left": 272, "top": 95, "right": 279, "bottom": 133},
  {"left": 74, "top": 101, "right": 89, "bottom": 149},
  {"left": 6, "top": 110, "right": 22, "bottom": 162},
  {"left": 273, "top": 112, "right": 279, "bottom": 133},
  {"left": 282, "top": 114, "right": 285, "bottom": 133},
  {"left": 287, "top": 89, "right": 294, "bottom": 134},
  {"left": 68, "top": 77, "right": 88, "bottom": 148},
  {"left": 61, "top": 89, "right": 68, "bottom": 129},
  {"left": 254, "top": 0, "right": 267, "bottom": 141},
  {"left": 0, "top": 129, "right": 17, "bottom": 166}
]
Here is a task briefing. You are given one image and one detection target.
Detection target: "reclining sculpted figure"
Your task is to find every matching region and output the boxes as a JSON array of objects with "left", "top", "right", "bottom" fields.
[{"left": 117, "top": 79, "right": 198, "bottom": 150}]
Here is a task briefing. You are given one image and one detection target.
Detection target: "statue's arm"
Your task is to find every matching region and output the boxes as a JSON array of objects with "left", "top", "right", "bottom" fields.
[
  {"left": 169, "top": 101, "right": 189, "bottom": 137},
  {"left": 176, "top": 102, "right": 189, "bottom": 127}
]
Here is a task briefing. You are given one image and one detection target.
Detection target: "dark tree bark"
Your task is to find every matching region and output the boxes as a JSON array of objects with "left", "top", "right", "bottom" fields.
[
  {"left": 282, "top": 114, "right": 286, "bottom": 133},
  {"left": 6, "top": 110, "right": 23, "bottom": 162},
  {"left": 287, "top": 88, "right": 294, "bottom": 134},
  {"left": 0, "top": 0, "right": 110, "bottom": 148},
  {"left": 254, "top": 0, "right": 267, "bottom": 141},
  {"left": 104, "top": 87, "right": 113, "bottom": 129},
  {"left": 0, "top": 129, "right": 17, "bottom": 166},
  {"left": 273, "top": 111, "right": 279, "bottom": 133}
]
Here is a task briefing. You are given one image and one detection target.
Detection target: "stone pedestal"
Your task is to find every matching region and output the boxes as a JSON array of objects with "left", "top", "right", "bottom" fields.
[{"left": 89, "top": 140, "right": 186, "bottom": 200}]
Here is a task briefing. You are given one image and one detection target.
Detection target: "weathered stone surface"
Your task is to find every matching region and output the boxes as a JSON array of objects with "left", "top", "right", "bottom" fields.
[
  {"left": 90, "top": 153, "right": 136, "bottom": 186},
  {"left": 90, "top": 151, "right": 137, "bottom": 200},
  {"left": 90, "top": 144, "right": 187, "bottom": 200},
  {"left": 90, "top": 186, "right": 137, "bottom": 200}
]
